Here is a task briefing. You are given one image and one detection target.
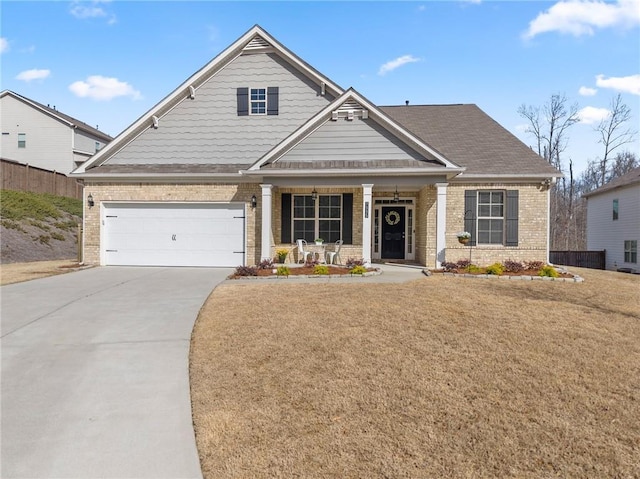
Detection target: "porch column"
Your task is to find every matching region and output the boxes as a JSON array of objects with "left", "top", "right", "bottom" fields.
[
  {"left": 435, "top": 182, "right": 448, "bottom": 268},
  {"left": 260, "top": 184, "right": 273, "bottom": 261},
  {"left": 362, "top": 183, "right": 373, "bottom": 266}
]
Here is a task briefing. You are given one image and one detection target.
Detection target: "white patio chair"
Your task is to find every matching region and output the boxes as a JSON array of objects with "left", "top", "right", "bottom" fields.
[
  {"left": 325, "top": 239, "right": 343, "bottom": 265},
  {"left": 296, "top": 239, "right": 312, "bottom": 264}
]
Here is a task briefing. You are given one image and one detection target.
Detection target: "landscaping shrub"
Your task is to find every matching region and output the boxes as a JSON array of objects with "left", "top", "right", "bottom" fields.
[
  {"left": 502, "top": 259, "right": 524, "bottom": 273},
  {"left": 525, "top": 260, "right": 545, "bottom": 271},
  {"left": 350, "top": 265, "right": 367, "bottom": 275},
  {"left": 456, "top": 259, "right": 471, "bottom": 269},
  {"left": 314, "top": 264, "right": 329, "bottom": 275},
  {"left": 467, "top": 264, "right": 483, "bottom": 274},
  {"left": 486, "top": 263, "right": 504, "bottom": 275},
  {"left": 257, "top": 258, "right": 274, "bottom": 269},
  {"left": 276, "top": 266, "right": 290, "bottom": 276},
  {"left": 234, "top": 265, "right": 258, "bottom": 276},
  {"left": 441, "top": 261, "right": 458, "bottom": 272},
  {"left": 538, "top": 265, "right": 559, "bottom": 278},
  {"left": 345, "top": 257, "right": 365, "bottom": 267}
]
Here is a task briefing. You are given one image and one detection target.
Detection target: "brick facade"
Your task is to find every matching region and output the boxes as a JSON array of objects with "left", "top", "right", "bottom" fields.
[{"left": 83, "top": 181, "right": 549, "bottom": 268}]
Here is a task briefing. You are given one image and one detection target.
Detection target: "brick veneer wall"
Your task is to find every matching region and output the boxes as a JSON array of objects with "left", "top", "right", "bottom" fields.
[
  {"left": 444, "top": 183, "right": 549, "bottom": 265},
  {"left": 82, "top": 183, "right": 260, "bottom": 265}
]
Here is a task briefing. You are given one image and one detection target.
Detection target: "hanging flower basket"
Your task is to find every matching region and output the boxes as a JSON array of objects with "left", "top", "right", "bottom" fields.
[{"left": 457, "top": 231, "right": 471, "bottom": 245}]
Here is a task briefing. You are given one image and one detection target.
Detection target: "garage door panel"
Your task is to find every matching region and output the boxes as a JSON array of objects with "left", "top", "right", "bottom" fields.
[{"left": 103, "top": 203, "right": 245, "bottom": 267}]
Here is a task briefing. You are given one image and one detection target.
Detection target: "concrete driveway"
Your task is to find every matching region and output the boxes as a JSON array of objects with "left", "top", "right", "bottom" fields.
[{"left": 1, "top": 266, "right": 231, "bottom": 479}]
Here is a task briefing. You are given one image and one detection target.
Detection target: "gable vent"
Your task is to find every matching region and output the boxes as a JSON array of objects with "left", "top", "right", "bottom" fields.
[
  {"left": 331, "top": 99, "right": 369, "bottom": 121},
  {"left": 243, "top": 35, "right": 272, "bottom": 51}
]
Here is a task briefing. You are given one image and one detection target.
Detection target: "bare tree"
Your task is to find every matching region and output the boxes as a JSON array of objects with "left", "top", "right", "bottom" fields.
[
  {"left": 518, "top": 94, "right": 580, "bottom": 249},
  {"left": 518, "top": 93, "right": 580, "bottom": 171},
  {"left": 609, "top": 150, "right": 639, "bottom": 179},
  {"left": 595, "top": 94, "right": 636, "bottom": 187}
]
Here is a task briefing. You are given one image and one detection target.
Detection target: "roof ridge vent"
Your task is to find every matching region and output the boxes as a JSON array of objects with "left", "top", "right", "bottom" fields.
[{"left": 243, "top": 35, "right": 272, "bottom": 51}]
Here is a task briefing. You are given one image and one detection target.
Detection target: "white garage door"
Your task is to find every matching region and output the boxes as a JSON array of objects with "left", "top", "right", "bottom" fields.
[{"left": 102, "top": 203, "right": 245, "bottom": 267}]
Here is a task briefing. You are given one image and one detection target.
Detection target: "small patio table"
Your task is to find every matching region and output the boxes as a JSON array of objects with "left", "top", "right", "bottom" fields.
[{"left": 306, "top": 243, "right": 326, "bottom": 263}]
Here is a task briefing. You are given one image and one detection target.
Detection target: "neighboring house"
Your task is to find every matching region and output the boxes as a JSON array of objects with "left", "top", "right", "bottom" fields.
[
  {"left": 71, "top": 25, "right": 561, "bottom": 268},
  {"left": 584, "top": 167, "right": 640, "bottom": 273},
  {"left": 1, "top": 90, "right": 112, "bottom": 174}
]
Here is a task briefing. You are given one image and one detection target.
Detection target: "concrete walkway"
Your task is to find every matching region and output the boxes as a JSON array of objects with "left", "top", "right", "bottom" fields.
[{"left": 1, "top": 266, "right": 231, "bottom": 479}]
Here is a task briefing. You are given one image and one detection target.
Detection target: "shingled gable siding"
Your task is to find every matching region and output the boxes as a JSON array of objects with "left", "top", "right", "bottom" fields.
[
  {"left": 446, "top": 183, "right": 548, "bottom": 265},
  {"left": 107, "top": 53, "right": 333, "bottom": 166},
  {"left": 81, "top": 183, "right": 261, "bottom": 266},
  {"left": 280, "top": 116, "right": 427, "bottom": 163}
]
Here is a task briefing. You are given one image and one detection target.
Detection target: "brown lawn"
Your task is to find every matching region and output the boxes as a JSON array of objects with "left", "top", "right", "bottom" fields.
[
  {"left": 190, "top": 268, "right": 640, "bottom": 478},
  {"left": 0, "top": 259, "right": 85, "bottom": 285}
]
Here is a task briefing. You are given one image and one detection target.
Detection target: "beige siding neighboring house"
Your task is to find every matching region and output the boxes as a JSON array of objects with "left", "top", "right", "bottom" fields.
[
  {"left": 0, "top": 90, "right": 112, "bottom": 174},
  {"left": 71, "top": 25, "right": 561, "bottom": 269},
  {"left": 584, "top": 167, "right": 640, "bottom": 272}
]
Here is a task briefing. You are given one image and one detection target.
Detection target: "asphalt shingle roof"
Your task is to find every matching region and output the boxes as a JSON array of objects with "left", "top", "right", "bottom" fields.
[
  {"left": 583, "top": 166, "right": 640, "bottom": 197},
  {"left": 380, "top": 104, "right": 561, "bottom": 177}
]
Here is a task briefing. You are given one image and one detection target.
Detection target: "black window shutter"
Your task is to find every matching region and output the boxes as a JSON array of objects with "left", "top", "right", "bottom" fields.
[
  {"left": 505, "top": 190, "right": 519, "bottom": 246},
  {"left": 267, "top": 87, "right": 279, "bottom": 115},
  {"left": 464, "top": 190, "right": 477, "bottom": 246},
  {"left": 237, "top": 87, "right": 248, "bottom": 116},
  {"left": 281, "top": 193, "right": 292, "bottom": 243},
  {"left": 342, "top": 193, "right": 353, "bottom": 244}
]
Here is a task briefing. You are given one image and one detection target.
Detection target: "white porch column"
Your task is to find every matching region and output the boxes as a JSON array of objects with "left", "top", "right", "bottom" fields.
[
  {"left": 362, "top": 184, "right": 373, "bottom": 266},
  {"left": 435, "top": 182, "right": 448, "bottom": 268},
  {"left": 260, "top": 184, "right": 273, "bottom": 261}
]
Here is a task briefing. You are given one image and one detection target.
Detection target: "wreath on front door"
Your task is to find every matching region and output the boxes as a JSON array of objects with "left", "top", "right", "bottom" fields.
[{"left": 385, "top": 210, "right": 401, "bottom": 226}]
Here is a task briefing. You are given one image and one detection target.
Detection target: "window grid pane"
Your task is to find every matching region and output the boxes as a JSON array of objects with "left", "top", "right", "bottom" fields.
[
  {"left": 250, "top": 88, "right": 266, "bottom": 115},
  {"left": 477, "top": 191, "right": 504, "bottom": 244},
  {"left": 292, "top": 194, "right": 342, "bottom": 244}
]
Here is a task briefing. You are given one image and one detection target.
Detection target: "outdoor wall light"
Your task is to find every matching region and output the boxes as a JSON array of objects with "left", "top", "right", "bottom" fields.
[
  {"left": 311, "top": 188, "right": 318, "bottom": 201},
  {"left": 393, "top": 186, "right": 400, "bottom": 203},
  {"left": 87, "top": 194, "right": 95, "bottom": 208},
  {"left": 251, "top": 194, "right": 257, "bottom": 209}
]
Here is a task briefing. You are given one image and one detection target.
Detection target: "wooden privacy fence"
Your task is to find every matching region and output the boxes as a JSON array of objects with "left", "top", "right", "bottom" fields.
[
  {"left": 0, "top": 159, "right": 83, "bottom": 199},
  {"left": 550, "top": 250, "right": 606, "bottom": 270}
]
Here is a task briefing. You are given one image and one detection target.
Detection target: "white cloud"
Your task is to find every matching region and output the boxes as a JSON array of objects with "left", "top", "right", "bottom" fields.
[
  {"left": 596, "top": 73, "right": 640, "bottom": 95},
  {"left": 16, "top": 69, "right": 50, "bottom": 82},
  {"left": 579, "top": 86, "right": 598, "bottom": 96},
  {"left": 378, "top": 55, "right": 421, "bottom": 76},
  {"left": 69, "top": 75, "right": 141, "bottom": 101},
  {"left": 69, "top": 1, "right": 116, "bottom": 24},
  {"left": 523, "top": 0, "right": 640, "bottom": 39},
  {"left": 0, "top": 37, "right": 8, "bottom": 54},
  {"left": 578, "top": 105, "right": 610, "bottom": 124}
]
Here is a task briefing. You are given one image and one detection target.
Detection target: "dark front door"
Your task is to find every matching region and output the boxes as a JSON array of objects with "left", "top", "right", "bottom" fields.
[{"left": 381, "top": 207, "right": 405, "bottom": 259}]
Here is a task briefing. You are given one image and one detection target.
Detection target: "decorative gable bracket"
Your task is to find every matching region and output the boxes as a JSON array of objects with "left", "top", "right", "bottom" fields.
[{"left": 331, "top": 105, "right": 369, "bottom": 121}]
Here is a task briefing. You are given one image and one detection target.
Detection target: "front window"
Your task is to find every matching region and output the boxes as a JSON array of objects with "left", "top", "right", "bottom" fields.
[
  {"left": 613, "top": 199, "right": 619, "bottom": 220},
  {"left": 250, "top": 88, "right": 266, "bottom": 115},
  {"left": 293, "top": 194, "right": 342, "bottom": 243},
  {"left": 624, "top": 240, "right": 637, "bottom": 263},
  {"left": 477, "top": 191, "right": 504, "bottom": 244},
  {"left": 18, "top": 133, "right": 26, "bottom": 148}
]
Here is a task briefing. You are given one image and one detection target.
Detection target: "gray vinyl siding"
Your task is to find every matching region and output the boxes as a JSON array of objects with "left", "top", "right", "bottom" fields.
[
  {"left": 0, "top": 95, "right": 73, "bottom": 173},
  {"left": 109, "top": 53, "right": 334, "bottom": 165},
  {"left": 74, "top": 130, "right": 104, "bottom": 155},
  {"left": 587, "top": 184, "right": 640, "bottom": 270},
  {"left": 279, "top": 117, "right": 426, "bottom": 163}
]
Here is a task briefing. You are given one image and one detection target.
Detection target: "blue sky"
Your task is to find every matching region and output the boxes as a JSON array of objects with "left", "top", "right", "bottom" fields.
[{"left": 2, "top": 0, "right": 639, "bottom": 176}]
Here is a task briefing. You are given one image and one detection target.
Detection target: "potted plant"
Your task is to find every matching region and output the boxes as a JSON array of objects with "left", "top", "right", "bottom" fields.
[
  {"left": 315, "top": 238, "right": 324, "bottom": 245},
  {"left": 275, "top": 248, "right": 288, "bottom": 263},
  {"left": 456, "top": 231, "right": 471, "bottom": 245}
]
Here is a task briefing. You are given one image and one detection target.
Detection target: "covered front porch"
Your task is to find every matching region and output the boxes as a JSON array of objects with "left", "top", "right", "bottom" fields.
[{"left": 258, "top": 179, "right": 450, "bottom": 268}]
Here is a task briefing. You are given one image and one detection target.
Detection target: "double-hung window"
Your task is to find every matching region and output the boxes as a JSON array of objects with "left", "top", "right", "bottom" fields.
[
  {"left": 624, "top": 240, "right": 637, "bottom": 263},
  {"left": 465, "top": 189, "right": 518, "bottom": 246},
  {"left": 613, "top": 199, "right": 619, "bottom": 220},
  {"left": 250, "top": 88, "right": 266, "bottom": 115},
  {"left": 293, "top": 194, "right": 342, "bottom": 243},
  {"left": 477, "top": 191, "right": 504, "bottom": 244},
  {"left": 18, "top": 133, "right": 26, "bottom": 148}
]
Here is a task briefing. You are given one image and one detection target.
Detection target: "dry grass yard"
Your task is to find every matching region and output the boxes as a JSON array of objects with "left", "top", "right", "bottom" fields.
[
  {"left": 0, "top": 259, "right": 85, "bottom": 285},
  {"left": 190, "top": 268, "right": 640, "bottom": 479}
]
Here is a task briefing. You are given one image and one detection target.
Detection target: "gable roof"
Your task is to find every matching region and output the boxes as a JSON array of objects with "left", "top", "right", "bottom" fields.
[
  {"left": 381, "top": 104, "right": 561, "bottom": 178},
  {"left": 72, "top": 25, "right": 343, "bottom": 175},
  {"left": 245, "top": 89, "right": 463, "bottom": 177},
  {"left": 1, "top": 90, "right": 113, "bottom": 142},
  {"left": 583, "top": 166, "right": 640, "bottom": 198}
]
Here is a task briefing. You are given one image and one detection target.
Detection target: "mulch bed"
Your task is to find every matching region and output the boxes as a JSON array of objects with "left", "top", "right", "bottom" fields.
[{"left": 229, "top": 265, "right": 375, "bottom": 279}]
